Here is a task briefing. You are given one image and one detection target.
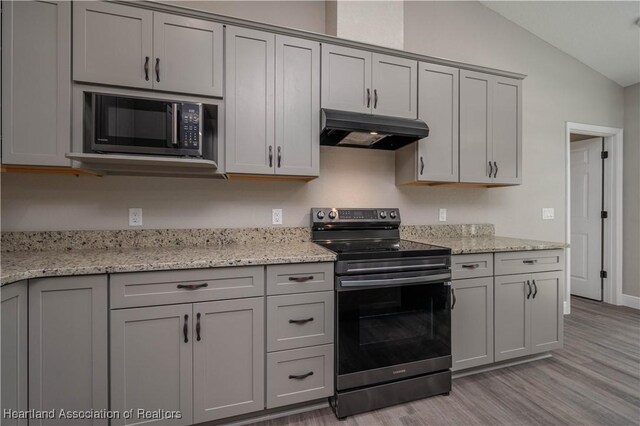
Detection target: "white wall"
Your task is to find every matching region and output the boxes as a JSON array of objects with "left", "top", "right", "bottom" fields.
[
  {"left": 1, "top": 1, "right": 625, "bottom": 245},
  {"left": 623, "top": 83, "right": 640, "bottom": 297}
]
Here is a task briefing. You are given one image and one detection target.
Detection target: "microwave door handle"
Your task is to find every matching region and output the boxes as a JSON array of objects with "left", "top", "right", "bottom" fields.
[{"left": 340, "top": 272, "right": 451, "bottom": 289}]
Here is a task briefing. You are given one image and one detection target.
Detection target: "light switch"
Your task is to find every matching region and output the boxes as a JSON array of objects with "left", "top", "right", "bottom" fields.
[
  {"left": 439, "top": 208, "right": 447, "bottom": 222},
  {"left": 542, "top": 208, "right": 555, "bottom": 220}
]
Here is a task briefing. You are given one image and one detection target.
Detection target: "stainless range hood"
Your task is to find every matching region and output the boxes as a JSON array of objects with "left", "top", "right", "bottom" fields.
[{"left": 320, "top": 109, "right": 429, "bottom": 150}]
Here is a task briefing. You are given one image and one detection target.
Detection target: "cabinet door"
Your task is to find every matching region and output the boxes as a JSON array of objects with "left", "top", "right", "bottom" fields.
[
  {"left": 2, "top": 0, "right": 70, "bottom": 166},
  {"left": 459, "top": 70, "right": 492, "bottom": 184},
  {"left": 417, "top": 63, "right": 459, "bottom": 182},
  {"left": 275, "top": 35, "right": 320, "bottom": 177},
  {"left": 321, "top": 44, "right": 372, "bottom": 113},
  {"left": 451, "top": 277, "right": 494, "bottom": 371},
  {"left": 371, "top": 53, "right": 417, "bottom": 119},
  {"left": 225, "top": 26, "right": 275, "bottom": 174},
  {"left": 29, "top": 275, "right": 108, "bottom": 426},
  {"left": 153, "top": 13, "right": 223, "bottom": 97},
  {"left": 492, "top": 76, "right": 522, "bottom": 185},
  {"left": 1, "top": 281, "right": 28, "bottom": 426},
  {"left": 193, "top": 297, "right": 264, "bottom": 423},
  {"left": 530, "top": 271, "right": 564, "bottom": 353},
  {"left": 494, "top": 274, "right": 531, "bottom": 362},
  {"left": 111, "top": 304, "right": 193, "bottom": 426},
  {"left": 73, "top": 2, "right": 153, "bottom": 88}
]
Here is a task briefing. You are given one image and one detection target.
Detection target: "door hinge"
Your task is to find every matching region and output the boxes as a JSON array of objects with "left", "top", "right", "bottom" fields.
[
  {"left": 600, "top": 270, "right": 608, "bottom": 279},
  {"left": 601, "top": 151, "right": 609, "bottom": 159},
  {"left": 601, "top": 211, "right": 608, "bottom": 219}
]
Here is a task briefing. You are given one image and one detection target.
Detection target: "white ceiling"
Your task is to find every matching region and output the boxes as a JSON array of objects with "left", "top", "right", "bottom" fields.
[{"left": 481, "top": 1, "right": 640, "bottom": 87}]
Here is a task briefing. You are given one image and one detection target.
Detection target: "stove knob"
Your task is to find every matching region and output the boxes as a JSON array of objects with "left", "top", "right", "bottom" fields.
[
  {"left": 316, "top": 210, "right": 325, "bottom": 219},
  {"left": 328, "top": 210, "right": 337, "bottom": 220},
  {"left": 380, "top": 211, "right": 387, "bottom": 219},
  {"left": 389, "top": 211, "right": 397, "bottom": 219}
]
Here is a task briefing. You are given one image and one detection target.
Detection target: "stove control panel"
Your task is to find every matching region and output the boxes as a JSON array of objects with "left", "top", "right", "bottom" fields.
[{"left": 311, "top": 208, "right": 401, "bottom": 227}]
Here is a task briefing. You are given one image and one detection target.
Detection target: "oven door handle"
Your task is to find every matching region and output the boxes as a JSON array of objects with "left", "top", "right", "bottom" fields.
[
  {"left": 346, "top": 263, "right": 448, "bottom": 273},
  {"left": 171, "top": 103, "right": 179, "bottom": 147},
  {"left": 340, "top": 273, "right": 451, "bottom": 289}
]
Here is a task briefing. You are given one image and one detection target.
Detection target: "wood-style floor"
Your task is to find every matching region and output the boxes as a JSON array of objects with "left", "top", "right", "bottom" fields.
[{"left": 252, "top": 297, "right": 640, "bottom": 426}]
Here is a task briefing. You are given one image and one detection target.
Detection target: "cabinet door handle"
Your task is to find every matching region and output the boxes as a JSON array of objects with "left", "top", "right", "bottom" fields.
[
  {"left": 196, "top": 313, "right": 201, "bottom": 341},
  {"left": 420, "top": 156, "right": 424, "bottom": 175},
  {"left": 532, "top": 280, "right": 538, "bottom": 299},
  {"left": 289, "top": 371, "right": 314, "bottom": 380},
  {"left": 374, "top": 89, "right": 378, "bottom": 109},
  {"left": 523, "top": 259, "right": 538, "bottom": 265},
  {"left": 269, "top": 146, "right": 273, "bottom": 167},
  {"left": 494, "top": 161, "right": 498, "bottom": 178},
  {"left": 489, "top": 161, "right": 494, "bottom": 178},
  {"left": 277, "top": 146, "right": 282, "bottom": 168},
  {"left": 451, "top": 288, "right": 457, "bottom": 310},
  {"left": 155, "top": 58, "right": 160, "bottom": 82},
  {"left": 289, "top": 276, "right": 314, "bottom": 283},
  {"left": 289, "top": 317, "right": 314, "bottom": 325},
  {"left": 526, "top": 280, "right": 532, "bottom": 300},
  {"left": 177, "top": 283, "right": 208, "bottom": 290},
  {"left": 366, "top": 88, "right": 371, "bottom": 108},
  {"left": 461, "top": 264, "right": 480, "bottom": 269},
  {"left": 183, "top": 314, "right": 189, "bottom": 343},
  {"left": 144, "top": 56, "right": 150, "bottom": 81}
]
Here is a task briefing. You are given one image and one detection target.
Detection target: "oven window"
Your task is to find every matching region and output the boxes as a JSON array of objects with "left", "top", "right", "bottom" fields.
[
  {"left": 95, "top": 95, "right": 170, "bottom": 148},
  {"left": 338, "top": 283, "right": 450, "bottom": 376}
]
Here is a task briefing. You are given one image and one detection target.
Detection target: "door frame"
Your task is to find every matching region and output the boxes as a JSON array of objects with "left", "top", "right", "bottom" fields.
[{"left": 565, "top": 122, "right": 623, "bottom": 313}]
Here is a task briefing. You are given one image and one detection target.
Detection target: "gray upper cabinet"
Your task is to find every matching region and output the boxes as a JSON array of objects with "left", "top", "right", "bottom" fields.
[
  {"left": 29, "top": 275, "right": 109, "bottom": 426},
  {"left": 73, "top": 2, "right": 153, "bottom": 89},
  {"left": 111, "top": 304, "right": 193, "bottom": 426},
  {"left": 275, "top": 35, "right": 320, "bottom": 176},
  {"left": 371, "top": 53, "right": 417, "bottom": 119},
  {"left": 321, "top": 44, "right": 372, "bottom": 114},
  {"left": 2, "top": 0, "right": 71, "bottom": 167},
  {"left": 460, "top": 70, "right": 522, "bottom": 185},
  {"left": 1, "top": 281, "right": 28, "bottom": 426},
  {"left": 494, "top": 273, "right": 530, "bottom": 362},
  {"left": 395, "top": 62, "right": 458, "bottom": 184},
  {"left": 152, "top": 13, "right": 223, "bottom": 96},
  {"left": 451, "top": 277, "right": 494, "bottom": 371},
  {"left": 530, "top": 271, "right": 563, "bottom": 353},
  {"left": 225, "top": 26, "right": 275, "bottom": 174},
  {"left": 193, "top": 297, "right": 264, "bottom": 423}
]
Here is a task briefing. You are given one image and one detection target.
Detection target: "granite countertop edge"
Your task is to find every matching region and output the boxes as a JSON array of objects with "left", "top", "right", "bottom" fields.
[{"left": 409, "top": 235, "right": 569, "bottom": 255}]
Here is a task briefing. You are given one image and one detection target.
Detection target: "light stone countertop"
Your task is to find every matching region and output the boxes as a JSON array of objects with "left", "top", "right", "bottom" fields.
[
  {"left": 0, "top": 242, "right": 336, "bottom": 285},
  {"left": 408, "top": 235, "right": 568, "bottom": 254}
]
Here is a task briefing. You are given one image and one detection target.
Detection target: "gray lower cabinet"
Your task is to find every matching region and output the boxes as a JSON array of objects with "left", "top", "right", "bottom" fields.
[
  {"left": 1, "top": 281, "right": 28, "bottom": 425},
  {"left": 495, "top": 271, "right": 563, "bottom": 362},
  {"left": 395, "top": 62, "right": 459, "bottom": 184},
  {"left": 111, "top": 304, "right": 193, "bottom": 426},
  {"left": 371, "top": 53, "right": 417, "bottom": 119},
  {"left": 2, "top": 0, "right": 71, "bottom": 167},
  {"left": 29, "top": 275, "right": 109, "bottom": 426},
  {"left": 193, "top": 298, "right": 265, "bottom": 423},
  {"left": 451, "top": 277, "right": 494, "bottom": 371}
]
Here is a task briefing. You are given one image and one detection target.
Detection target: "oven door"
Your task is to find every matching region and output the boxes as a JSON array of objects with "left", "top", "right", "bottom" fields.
[{"left": 336, "top": 270, "right": 452, "bottom": 391}]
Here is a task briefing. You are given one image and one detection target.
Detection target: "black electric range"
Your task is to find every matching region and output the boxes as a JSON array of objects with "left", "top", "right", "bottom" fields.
[{"left": 311, "top": 208, "right": 453, "bottom": 420}]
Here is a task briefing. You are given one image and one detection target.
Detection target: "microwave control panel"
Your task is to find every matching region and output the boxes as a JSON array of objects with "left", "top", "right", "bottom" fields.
[{"left": 180, "top": 103, "right": 202, "bottom": 150}]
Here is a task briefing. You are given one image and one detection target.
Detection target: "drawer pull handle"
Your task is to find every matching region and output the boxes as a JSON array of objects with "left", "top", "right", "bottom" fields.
[
  {"left": 289, "top": 371, "right": 314, "bottom": 380},
  {"left": 196, "top": 313, "right": 201, "bottom": 341},
  {"left": 183, "top": 314, "right": 189, "bottom": 343},
  {"left": 289, "top": 276, "right": 314, "bottom": 283},
  {"left": 289, "top": 317, "right": 314, "bottom": 325},
  {"left": 461, "top": 264, "right": 480, "bottom": 269},
  {"left": 177, "top": 283, "right": 209, "bottom": 290},
  {"left": 523, "top": 259, "right": 538, "bottom": 265}
]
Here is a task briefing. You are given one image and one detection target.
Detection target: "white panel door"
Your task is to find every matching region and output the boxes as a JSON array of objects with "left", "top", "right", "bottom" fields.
[{"left": 570, "top": 138, "right": 602, "bottom": 300}]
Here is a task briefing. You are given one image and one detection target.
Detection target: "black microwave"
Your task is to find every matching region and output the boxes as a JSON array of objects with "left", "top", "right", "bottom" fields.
[{"left": 89, "top": 94, "right": 209, "bottom": 157}]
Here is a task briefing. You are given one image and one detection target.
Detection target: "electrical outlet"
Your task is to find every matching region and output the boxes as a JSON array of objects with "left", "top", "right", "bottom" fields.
[
  {"left": 542, "top": 208, "right": 555, "bottom": 220},
  {"left": 129, "top": 208, "right": 143, "bottom": 226},
  {"left": 272, "top": 209, "right": 283, "bottom": 225},
  {"left": 439, "top": 208, "right": 447, "bottom": 222}
]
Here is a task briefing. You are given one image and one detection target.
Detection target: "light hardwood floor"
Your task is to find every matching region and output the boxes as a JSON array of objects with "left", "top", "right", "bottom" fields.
[{"left": 252, "top": 297, "right": 640, "bottom": 426}]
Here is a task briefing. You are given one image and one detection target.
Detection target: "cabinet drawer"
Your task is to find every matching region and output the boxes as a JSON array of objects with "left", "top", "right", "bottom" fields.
[
  {"left": 266, "top": 344, "right": 334, "bottom": 409},
  {"left": 266, "top": 262, "right": 333, "bottom": 295},
  {"left": 267, "top": 291, "right": 334, "bottom": 351},
  {"left": 451, "top": 254, "right": 493, "bottom": 279},
  {"left": 494, "top": 250, "right": 564, "bottom": 276},
  {"left": 110, "top": 266, "right": 264, "bottom": 309}
]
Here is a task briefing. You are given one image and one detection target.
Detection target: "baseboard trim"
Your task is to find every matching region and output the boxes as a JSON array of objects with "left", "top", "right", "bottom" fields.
[
  {"left": 221, "top": 400, "right": 329, "bottom": 426},
  {"left": 621, "top": 294, "right": 640, "bottom": 309},
  {"left": 563, "top": 300, "right": 570, "bottom": 315},
  {"left": 452, "top": 353, "right": 552, "bottom": 379}
]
